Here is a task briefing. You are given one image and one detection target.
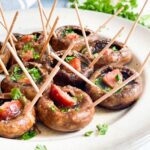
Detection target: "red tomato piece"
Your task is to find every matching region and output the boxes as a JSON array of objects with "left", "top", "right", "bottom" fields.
[
  {"left": 102, "top": 48, "right": 112, "bottom": 56},
  {"left": 0, "top": 100, "right": 22, "bottom": 121},
  {"left": 65, "top": 33, "right": 80, "bottom": 40},
  {"left": 68, "top": 58, "right": 81, "bottom": 72},
  {"left": 21, "top": 35, "right": 34, "bottom": 43},
  {"left": 21, "top": 50, "right": 34, "bottom": 62},
  {"left": 50, "top": 84, "right": 77, "bottom": 107},
  {"left": 103, "top": 69, "right": 123, "bottom": 88}
]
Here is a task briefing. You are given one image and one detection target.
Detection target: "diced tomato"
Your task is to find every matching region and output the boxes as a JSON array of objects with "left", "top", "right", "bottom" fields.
[
  {"left": 21, "top": 35, "right": 34, "bottom": 43},
  {"left": 102, "top": 48, "right": 112, "bottom": 56},
  {"left": 50, "top": 84, "right": 77, "bottom": 107},
  {"left": 17, "top": 76, "right": 30, "bottom": 84},
  {"left": 0, "top": 100, "right": 22, "bottom": 121},
  {"left": 65, "top": 33, "right": 80, "bottom": 40},
  {"left": 68, "top": 58, "right": 81, "bottom": 72},
  {"left": 103, "top": 69, "right": 123, "bottom": 88},
  {"left": 21, "top": 50, "right": 34, "bottom": 62}
]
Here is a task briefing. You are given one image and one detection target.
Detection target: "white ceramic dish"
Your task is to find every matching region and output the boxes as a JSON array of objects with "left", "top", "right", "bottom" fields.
[{"left": 0, "top": 8, "right": 150, "bottom": 150}]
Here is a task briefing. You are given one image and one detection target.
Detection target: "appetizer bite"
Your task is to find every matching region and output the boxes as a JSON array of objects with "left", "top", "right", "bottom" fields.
[
  {"left": 86, "top": 64, "right": 143, "bottom": 110},
  {"left": 0, "top": 88, "right": 35, "bottom": 138},
  {"left": 0, "top": 42, "right": 11, "bottom": 73},
  {"left": 81, "top": 39, "right": 132, "bottom": 68},
  {"left": 37, "top": 84, "right": 94, "bottom": 132},
  {"left": 1, "top": 62, "right": 48, "bottom": 100},
  {"left": 50, "top": 25, "right": 98, "bottom": 51},
  {"left": 49, "top": 50, "right": 94, "bottom": 88}
]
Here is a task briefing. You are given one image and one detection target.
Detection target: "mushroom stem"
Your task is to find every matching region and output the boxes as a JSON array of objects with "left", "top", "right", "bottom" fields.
[
  {"left": 6, "top": 43, "right": 40, "bottom": 93},
  {"left": 0, "top": 58, "right": 9, "bottom": 76},
  {"left": 93, "top": 51, "right": 150, "bottom": 107},
  {"left": 89, "top": 26, "right": 124, "bottom": 68},
  {"left": 123, "top": 0, "right": 148, "bottom": 46},
  {"left": 75, "top": 3, "right": 92, "bottom": 58},
  {"left": 0, "top": 11, "right": 18, "bottom": 54}
]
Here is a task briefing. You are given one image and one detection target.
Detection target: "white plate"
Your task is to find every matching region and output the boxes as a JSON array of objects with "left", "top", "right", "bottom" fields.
[{"left": 0, "top": 8, "right": 150, "bottom": 150}]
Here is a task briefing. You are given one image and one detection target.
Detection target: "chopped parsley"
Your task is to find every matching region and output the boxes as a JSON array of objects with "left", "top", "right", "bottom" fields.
[
  {"left": 33, "top": 35, "right": 38, "bottom": 41},
  {"left": 21, "top": 130, "right": 37, "bottom": 140},
  {"left": 65, "top": 56, "right": 75, "bottom": 62},
  {"left": 35, "top": 145, "right": 47, "bottom": 150},
  {"left": 27, "top": 67, "right": 42, "bottom": 83},
  {"left": 96, "top": 123, "right": 108, "bottom": 135},
  {"left": 112, "top": 46, "right": 118, "bottom": 51},
  {"left": 60, "top": 107, "right": 70, "bottom": 112},
  {"left": 95, "top": 77, "right": 112, "bottom": 93},
  {"left": 84, "top": 131, "right": 93, "bottom": 137},
  {"left": 11, "top": 88, "right": 22, "bottom": 100},
  {"left": 62, "top": 28, "right": 75, "bottom": 37},
  {"left": 23, "top": 43, "right": 34, "bottom": 52},
  {"left": 33, "top": 52, "right": 40, "bottom": 60},
  {"left": 115, "top": 74, "right": 121, "bottom": 81},
  {"left": 10, "top": 66, "right": 22, "bottom": 81},
  {"left": 93, "top": 53, "right": 98, "bottom": 58},
  {"left": 49, "top": 105, "right": 56, "bottom": 112}
]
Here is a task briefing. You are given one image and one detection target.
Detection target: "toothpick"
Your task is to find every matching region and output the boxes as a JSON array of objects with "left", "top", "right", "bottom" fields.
[
  {"left": 6, "top": 43, "right": 39, "bottom": 93},
  {"left": 95, "top": 6, "right": 124, "bottom": 33},
  {"left": 93, "top": 51, "right": 150, "bottom": 107},
  {"left": 0, "top": 11, "right": 18, "bottom": 53},
  {"left": 46, "top": 0, "right": 57, "bottom": 29},
  {"left": 50, "top": 51, "right": 98, "bottom": 88},
  {"left": 89, "top": 27, "right": 124, "bottom": 68},
  {"left": 123, "top": 0, "right": 148, "bottom": 46},
  {"left": 28, "top": 41, "right": 73, "bottom": 112},
  {"left": 37, "top": 0, "right": 50, "bottom": 55},
  {"left": 42, "top": 6, "right": 57, "bottom": 38},
  {"left": 75, "top": 3, "right": 92, "bottom": 58},
  {"left": 40, "top": 16, "right": 59, "bottom": 59},
  {"left": 0, "top": 58, "right": 9, "bottom": 75},
  {"left": 0, "top": 5, "right": 17, "bottom": 42}
]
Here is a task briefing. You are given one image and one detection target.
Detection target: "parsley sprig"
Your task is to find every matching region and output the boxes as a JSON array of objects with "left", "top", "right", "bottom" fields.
[
  {"left": 21, "top": 130, "right": 37, "bottom": 140},
  {"left": 35, "top": 145, "right": 47, "bottom": 150}
]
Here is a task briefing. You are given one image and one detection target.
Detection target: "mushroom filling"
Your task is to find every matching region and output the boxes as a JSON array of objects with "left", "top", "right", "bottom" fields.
[
  {"left": 0, "top": 88, "right": 24, "bottom": 121},
  {"left": 10, "top": 65, "right": 43, "bottom": 84},
  {"left": 61, "top": 28, "right": 91, "bottom": 40},
  {"left": 49, "top": 84, "right": 82, "bottom": 112},
  {"left": 95, "top": 67, "right": 134, "bottom": 93}
]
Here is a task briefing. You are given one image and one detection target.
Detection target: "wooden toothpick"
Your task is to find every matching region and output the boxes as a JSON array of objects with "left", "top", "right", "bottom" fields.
[
  {"left": 75, "top": 3, "right": 92, "bottom": 58},
  {"left": 89, "top": 27, "right": 124, "bottom": 68},
  {"left": 40, "top": 16, "right": 59, "bottom": 59},
  {"left": 123, "top": 0, "right": 148, "bottom": 46},
  {"left": 0, "top": 58, "right": 9, "bottom": 76},
  {"left": 93, "top": 51, "right": 150, "bottom": 107},
  {"left": 0, "top": 11, "right": 18, "bottom": 53},
  {"left": 6, "top": 43, "right": 39, "bottom": 93}
]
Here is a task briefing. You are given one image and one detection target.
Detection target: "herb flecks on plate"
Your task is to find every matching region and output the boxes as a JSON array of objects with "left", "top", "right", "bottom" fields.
[
  {"left": 21, "top": 130, "right": 37, "bottom": 140},
  {"left": 34, "top": 145, "right": 47, "bottom": 150}
]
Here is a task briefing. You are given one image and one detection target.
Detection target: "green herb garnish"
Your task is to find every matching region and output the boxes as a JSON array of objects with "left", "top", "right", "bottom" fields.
[
  {"left": 49, "top": 105, "right": 56, "bottom": 112},
  {"left": 60, "top": 107, "right": 70, "bottom": 112},
  {"left": 93, "top": 53, "right": 98, "bottom": 58},
  {"left": 95, "top": 77, "right": 112, "bottom": 93},
  {"left": 11, "top": 88, "right": 22, "bottom": 100},
  {"left": 27, "top": 67, "right": 42, "bottom": 83},
  {"left": 21, "top": 130, "right": 37, "bottom": 140},
  {"left": 10, "top": 66, "right": 22, "bottom": 81},
  {"left": 62, "top": 28, "right": 75, "bottom": 37},
  {"left": 33, "top": 35, "right": 38, "bottom": 41},
  {"left": 35, "top": 145, "right": 47, "bottom": 150},
  {"left": 84, "top": 131, "right": 93, "bottom": 137},
  {"left": 96, "top": 123, "right": 108, "bottom": 135},
  {"left": 112, "top": 46, "right": 118, "bottom": 51},
  {"left": 65, "top": 56, "right": 75, "bottom": 62},
  {"left": 33, "top": 52, "right": 40, "bottom": 60},
  {"left": 115, "top": 74, "right": 121, "bottom": 81},
  {"left": 23, "top": 43, "right": 34, "bottom": 52}
]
